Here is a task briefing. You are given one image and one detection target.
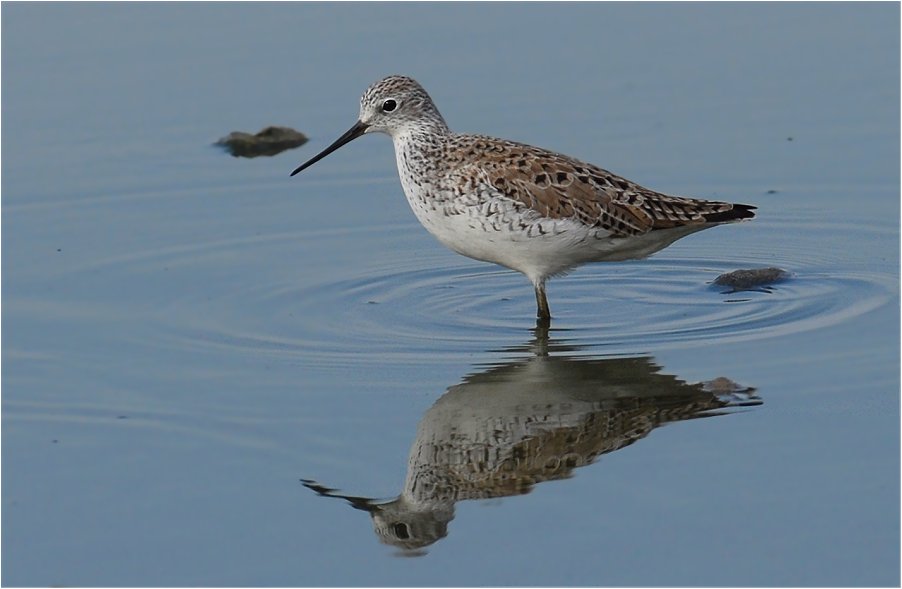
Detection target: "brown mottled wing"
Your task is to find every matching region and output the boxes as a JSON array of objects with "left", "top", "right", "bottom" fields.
[
  {"left": 615, "top": 190, "right": 748, "bottom": 229},
  {"left": 448, "top": 135, "right": 746, "bottom": 237}
]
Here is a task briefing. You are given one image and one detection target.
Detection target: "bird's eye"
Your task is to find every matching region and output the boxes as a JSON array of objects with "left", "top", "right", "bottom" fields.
[{"left": 382, "top": 99, "right": 397, "bottom": 113}]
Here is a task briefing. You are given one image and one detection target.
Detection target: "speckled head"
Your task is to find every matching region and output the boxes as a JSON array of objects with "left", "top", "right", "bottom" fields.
[
  {"left": 290, "top": 75, "right": 448, "bottom": 176},
  {"left": 357, "top": 75, "right": 448, "bottom": 137}
]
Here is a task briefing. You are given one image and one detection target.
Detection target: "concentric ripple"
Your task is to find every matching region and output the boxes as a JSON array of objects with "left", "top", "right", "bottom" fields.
[{"left": 86, "top": 216, "right": 897, "bottom": 367}]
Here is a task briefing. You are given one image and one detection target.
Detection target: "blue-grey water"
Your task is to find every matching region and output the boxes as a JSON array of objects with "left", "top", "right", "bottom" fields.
[{"left": 2, "top": 3, "right": 899, "bottom": 586}]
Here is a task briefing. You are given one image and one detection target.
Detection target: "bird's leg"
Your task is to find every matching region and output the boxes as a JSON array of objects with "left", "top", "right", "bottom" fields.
[
  {"left": 534, "top": 280, "right": 551, "bottom": 327},
  {"left": 531, "top": 321, "right": 551, "bottom": 356}
]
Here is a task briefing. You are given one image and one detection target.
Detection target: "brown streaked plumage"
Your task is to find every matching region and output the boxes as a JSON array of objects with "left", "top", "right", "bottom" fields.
[
  {"left": 444, "top": 134, "right": 755, "bottom": 234},
  {"left": 291, "top": 75, "right": 756, "bottom": 325}
]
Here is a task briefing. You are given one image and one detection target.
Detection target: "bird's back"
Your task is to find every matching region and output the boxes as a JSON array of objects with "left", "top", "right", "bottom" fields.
[{"left": 439, "top": 133, "right": 755, "bottom": 238}]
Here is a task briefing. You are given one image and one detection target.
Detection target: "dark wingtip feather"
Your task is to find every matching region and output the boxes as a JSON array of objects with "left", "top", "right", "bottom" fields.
[{"left": 703, "top": 203, "right": 756, "bottom": 223}]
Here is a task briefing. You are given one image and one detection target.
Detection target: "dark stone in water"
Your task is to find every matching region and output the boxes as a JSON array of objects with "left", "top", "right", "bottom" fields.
[
  {"left": 714, "top": 267, "right": 790, "bottom": 290},
  {"left": 216, "top": 126, "right": 308, "bottom": 158}
]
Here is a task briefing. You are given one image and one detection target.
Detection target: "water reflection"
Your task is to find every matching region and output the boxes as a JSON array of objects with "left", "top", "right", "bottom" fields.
[{"left": 302, "top": 327, "right": 761, "bottom": 554}]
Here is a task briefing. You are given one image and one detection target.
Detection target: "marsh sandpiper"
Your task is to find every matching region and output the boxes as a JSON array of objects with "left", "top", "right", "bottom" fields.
[{"left": 291, "top": 75, "right": 755, "bottom": 325}]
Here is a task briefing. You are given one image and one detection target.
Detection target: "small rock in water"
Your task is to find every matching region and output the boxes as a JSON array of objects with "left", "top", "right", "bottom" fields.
[
  {"left": 215, "top": 126, "right": 308, "bottom": 158},
  {"left": 713, "top": 267, "right": 790, "bottom": 291}
]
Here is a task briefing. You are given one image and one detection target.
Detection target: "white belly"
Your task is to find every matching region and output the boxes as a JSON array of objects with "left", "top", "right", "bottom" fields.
[{"left": 402, "top": 184, "right": 611, "bottom": 280}]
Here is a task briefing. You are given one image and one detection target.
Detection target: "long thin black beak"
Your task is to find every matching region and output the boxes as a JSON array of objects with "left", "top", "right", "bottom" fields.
[
  {"left": 290, "top": 120, "right": 369, "bottom": 176},
  {"left": 300, "top": 479, "right": 382, "bottom": 513}
]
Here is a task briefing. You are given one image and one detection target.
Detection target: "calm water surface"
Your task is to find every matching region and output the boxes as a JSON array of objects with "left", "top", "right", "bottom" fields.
[{"left": 3, "top": 3, "right": 899, "bottom": 586}]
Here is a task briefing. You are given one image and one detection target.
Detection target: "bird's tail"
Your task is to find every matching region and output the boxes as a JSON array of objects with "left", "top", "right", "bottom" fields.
[{"left": 702, "top": 203, "right": 757, "bottom": 223}]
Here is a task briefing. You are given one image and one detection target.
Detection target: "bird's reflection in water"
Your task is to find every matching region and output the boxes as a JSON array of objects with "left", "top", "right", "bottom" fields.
[{"left": 302, "top": 326, "right": 761, "bottom": 554}]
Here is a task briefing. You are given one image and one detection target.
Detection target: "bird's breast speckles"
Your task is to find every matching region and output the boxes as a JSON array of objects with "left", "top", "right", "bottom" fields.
[{"left": 396, "top": 133, "right": 577, "bottom": 241}]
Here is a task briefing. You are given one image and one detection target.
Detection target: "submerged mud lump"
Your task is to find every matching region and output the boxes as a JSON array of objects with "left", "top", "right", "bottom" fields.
[
  {"left": 215, "top": 126, "right": 308, "bottom": 158},
  {"left": 713, "top": 267, "right": 790, "bottom": 291}
]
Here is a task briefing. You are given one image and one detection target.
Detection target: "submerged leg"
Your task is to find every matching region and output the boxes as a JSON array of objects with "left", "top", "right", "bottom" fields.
[{"left": 534, "top": 280, "right": 551, "bottom": 326}]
